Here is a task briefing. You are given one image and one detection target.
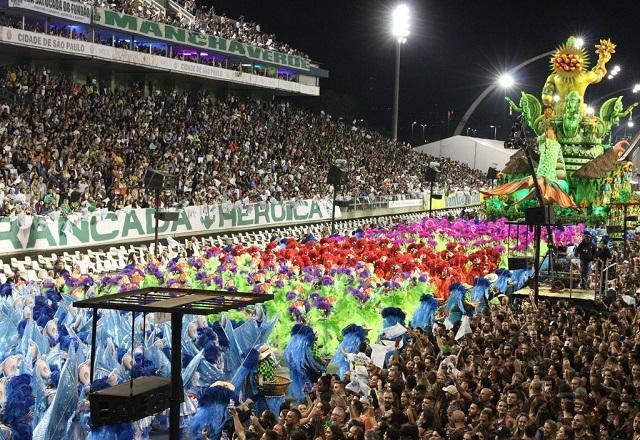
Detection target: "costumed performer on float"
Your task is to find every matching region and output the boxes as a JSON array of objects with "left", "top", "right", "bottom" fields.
[
  {"left": 411, "top": 294, "right": 439, "bottom": 330},
  {"left": 283, "top": 324, "right": 325, "bottom": 401},
  {"left": 443, "top": 282, "right": 473, "bottom": 325},
  {"left": 378, "top": 307, "right": 408, "bottom": 367},
  {"left": 470, "top": 273, "right": 498, "bottom": 314},
  {"left": 330, "top": 324, "right": 368, "bottom": 380},
  {"left": 188, "top": 381, "right": 238, "bottom": 440}
]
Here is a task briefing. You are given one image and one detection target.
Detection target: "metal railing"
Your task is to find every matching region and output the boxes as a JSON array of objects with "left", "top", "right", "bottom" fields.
[{"left": 167, "top": 0, "right": 195, "bottom": 23}]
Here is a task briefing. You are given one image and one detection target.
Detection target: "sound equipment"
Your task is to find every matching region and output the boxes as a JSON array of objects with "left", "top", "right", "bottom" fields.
[
  {"left": 508, "top": 256, "right": 531, "bottom": 270},
  {"left": 626, "top": 215, "right": 638, "bottom": 222},
  {"left": 327, "top": 164, "right": 347, "bottom": 186},
  {"left": 144, "top": 169, "right": 176, "bottom": 191},
  {"left": 335, "top": 200, "right": 352, "bottom": 207},
  {"left": 154, "top": 211, "right": 180, "bottom": 221},
  {"left": 431, "top": 193, "right": 443, "bottom": 200},
  {"left": 89, "top": 376, "right": 174, "bottom": 426},
  {"left": 524, "top": 206, "right": 555, "bottom": 225},
  {"left": 606, "top": 225, "right": 623, "bottom": 233},
  {"left": 425, "top": 167, "right": 438, "bottom": 183}
]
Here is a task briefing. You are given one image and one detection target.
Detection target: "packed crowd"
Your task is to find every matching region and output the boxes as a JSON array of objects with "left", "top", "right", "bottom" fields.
[
  {"left": 0, "top": 65, "right": 486, "bottom": 218},
  {"left": 93, "top": 0, "right": 309, "bottom": 58},
  {"left": 222, "top": 236, "right": 640, "bottom": 440}
]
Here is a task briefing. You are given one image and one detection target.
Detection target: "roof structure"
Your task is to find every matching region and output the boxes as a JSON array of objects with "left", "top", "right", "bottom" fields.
[{"left": 73, "top": 287, "right": 272, "bottom": 315}]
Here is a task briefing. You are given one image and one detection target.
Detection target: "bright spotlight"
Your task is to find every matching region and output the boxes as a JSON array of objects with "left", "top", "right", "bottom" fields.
[
  {"left": 607, "top": 75, "right": 614, "bottom": 80},
  {"left": 628, "top": 120, "right": 635, "bottom": 128},
  {"left": 553, "top": 94, "right": 561, "bottom": 103},
  {"left": 634, "top": 84, "right": 640, "bottom": 93},
  {"left": 497, "top": 73, "right": 515, "bottom": 89},
  {"left": 613, "top": 65, "right": 621, "bottom": 72},
  {"left": 574, "top": 37, "right": 584, "bottom": 48},
  {"left": 391, "top": 4, "right": 410, "bottom": 42},
  {"left": 586, "top": 106, "right": 595, "bottom": 115}
]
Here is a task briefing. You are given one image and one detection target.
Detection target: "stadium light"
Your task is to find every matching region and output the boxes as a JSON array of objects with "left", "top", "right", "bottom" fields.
[
  {"left": 390, "top": 4, "right": 410, "bottom": 141},
  {"left": 628, "top": 120, "right": 635, "bottom": 128},
  {"left": 586, "top": 105, "right": 595, "bottom": 115},
  {"left": 489, "top": 125, "right": 498, "bottom": 139},
  {"left": 574, "top": 37, "right": 584, "bottom": 49},
  {"left": 497, "top": 73, "right": 515, "bottom": 89},
  {"left": 553, "top": 94, "right": 561, "bottom": 103},
  {"left": 391, "top": 4, "right": 410, "bottom": 42}
]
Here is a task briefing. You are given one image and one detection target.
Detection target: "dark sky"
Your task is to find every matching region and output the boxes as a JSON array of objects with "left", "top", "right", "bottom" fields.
[{"left": 208, "top": 0, "right": 640, "bottom": 143}]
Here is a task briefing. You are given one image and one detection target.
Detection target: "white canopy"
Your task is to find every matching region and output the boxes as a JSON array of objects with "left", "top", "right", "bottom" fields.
[{"left": 414, "top": 135, "right": 515, "bottom": 172}]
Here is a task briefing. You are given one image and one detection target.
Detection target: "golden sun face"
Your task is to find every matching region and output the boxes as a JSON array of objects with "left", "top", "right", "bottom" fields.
[{"left": 550, "top": 39, "right": 589, "bottom": 82}]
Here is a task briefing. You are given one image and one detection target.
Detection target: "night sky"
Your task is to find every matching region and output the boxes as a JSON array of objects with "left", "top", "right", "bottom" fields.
[{"left": 208, "top": 0, "right": 640, "bottom": 144}]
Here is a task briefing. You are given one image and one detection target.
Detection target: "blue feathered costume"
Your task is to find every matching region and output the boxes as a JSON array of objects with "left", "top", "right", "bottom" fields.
[
  {"left": 470, "top": 277, "right": 491, "bottom": 313},
  {"left": 188, "top": 384, "right": 238, "bottom": 440},
  {"left": 331, "top": 324, "right": 366, "bottom": 380},
  {"left": 411, "top": 294, "right": 438, "bottom": 330},
  {"left": 495, "top": 269, "right": 512, "bottom": 294},
  {"left": 4, "top": 374, "right": 34, "bottom": 440},
  {"left": 283, "top": 324, "right": 324, "bottom": 401},
  {"left": 230, "top": 347, "right": 259, "bottom": 397},
  {"left": 380, "top": 307, "right": 407, "bottom": 365},
  {"left": 444, "top": 282, "right": 469, "bottom": 325},
  {"left": 381, "top": 307, "right": 406, "bottom": 329},
  {"left": 511, "top": 269, "right": 532, "bottom": 290}
]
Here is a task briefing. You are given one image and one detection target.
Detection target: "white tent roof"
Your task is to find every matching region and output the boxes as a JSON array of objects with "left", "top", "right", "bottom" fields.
[{"left": 414, "top": 135, "right": 515, "bottom": 172}]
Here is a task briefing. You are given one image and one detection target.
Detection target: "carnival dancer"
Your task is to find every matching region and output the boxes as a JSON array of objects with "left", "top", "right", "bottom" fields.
[
  {"left": 283, "top": 324, "right": 325, "bottom": 401},
  {"left": 330, "top": 324, "right": 368, "bottom": 380}
]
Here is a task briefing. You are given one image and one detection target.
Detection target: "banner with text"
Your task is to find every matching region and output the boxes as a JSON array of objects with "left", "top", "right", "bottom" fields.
[
  {"left": 0, "top": 199, "right": 337, "bottom": 254},
  {"left": 444, "top": 191, "right": 481, "bottom": 208},
  {"left": 8, "top": 0, "right": 92, "bottom": 23},
  {"left": 93, "top": 8, "right": 310, "bottom": 71},
  {"left": 0, "top": 27, "right": 319, "bottom": 95},
  {"left": 388, "top": 199, "right": 423, "bottom": 209}
]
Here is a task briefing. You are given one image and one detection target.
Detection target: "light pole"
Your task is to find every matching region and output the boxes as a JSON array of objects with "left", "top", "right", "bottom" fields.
[
  {"left": 411, "top": 121, "right": 417, "bottom": 138},
  {"left": 489, "top": 125, "right": 498, "bottom": 139},
  {"left": 454, "top": 52, "right": 554, "bottom": 136},
  {"left": 390, "top": 4, "right": 410, "bottom": 141},
  {"left": 421, "top": 123, "right": 427, "bottom": 140}
]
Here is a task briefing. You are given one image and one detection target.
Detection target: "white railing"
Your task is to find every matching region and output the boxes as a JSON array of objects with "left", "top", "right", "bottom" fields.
[
  {"left": 130, "top": 0, "right": 166, "bottom": 20},
  {"left": 167, "top": 0, "right": 195, "bottom": 24}
]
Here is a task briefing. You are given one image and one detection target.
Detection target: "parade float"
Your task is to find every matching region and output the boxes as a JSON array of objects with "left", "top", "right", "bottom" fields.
[{"left": 482, "top": 36, "right": 637, "bottom": 224}]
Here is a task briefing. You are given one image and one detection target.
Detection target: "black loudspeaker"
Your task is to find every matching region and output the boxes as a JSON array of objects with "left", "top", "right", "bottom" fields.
[
  {"left": 425, "top": 167, "right": 438, "bottom": 183},
  {"left": 525, "top": 206, "right": 555, "bottom": 225},
  {"left": 607, "top": 225, "right": 623, "bottom": 233},
  {"left": 626, "top": 216, "right": 638, "bottom": 222},
  {"left": 154, "top": 211, "right": 180, "bottom": 221},
  {"left": 487, "top": 167, "right": 499, "bottom": 180},
  {"left": 327, "top": 164, "right": 347, "bottom": 186},
  {"left": 508, "top": 256, "right": 531, "bottom": 270},
  {"left": 89, "top": 377, "right": 174, "bottom": 426},
  {"left": 431, "top": 194, "right": 443, "bottom": 200},
  {"left": 144, "top": 169, "right": 176, "bottom": 191}
]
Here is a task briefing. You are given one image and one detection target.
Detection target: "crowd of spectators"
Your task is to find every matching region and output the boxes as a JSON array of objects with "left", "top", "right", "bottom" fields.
[
  {"left": 0, "top": 65, "right": 486, "bottom": 218},
  {"left": 93, "top": 0, "right": 309, "bottom": 58},
  {"left": 223, "top": 235, "right": 640, "bottom": 440}
]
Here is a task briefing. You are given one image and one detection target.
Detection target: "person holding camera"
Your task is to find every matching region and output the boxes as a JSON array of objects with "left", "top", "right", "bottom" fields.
[{"left": 576, "top": 233, "right": 596, "bottom": 289}]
